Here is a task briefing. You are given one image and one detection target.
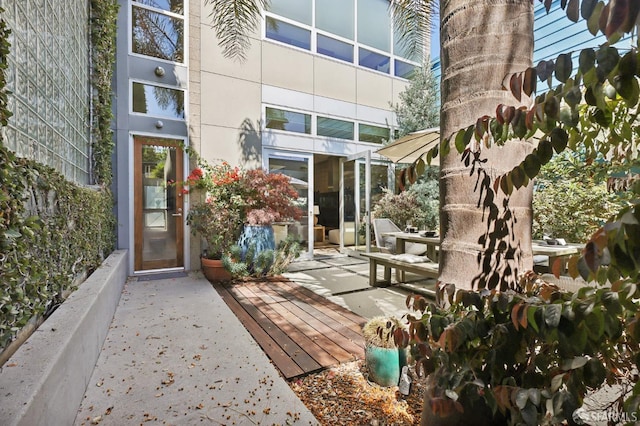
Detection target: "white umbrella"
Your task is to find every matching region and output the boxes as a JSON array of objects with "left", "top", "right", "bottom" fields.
[{"left": 376, "top": 127, "right": 440, "bottom": 164}]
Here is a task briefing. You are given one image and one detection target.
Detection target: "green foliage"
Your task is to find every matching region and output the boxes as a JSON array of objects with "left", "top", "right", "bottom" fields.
[
  {"left": 362, "top": 316, "right": 406, "bottom": 349},
  {"left": 0, "top": 148, "right": 115, "bottom": 350},
  {"left": 0, "top": 4, "right": 117, "bottom": 352},
  {"left": 90, "top": 0, "right": 119, "bottom": 186},
  {"left": 391, "top": 63, "right": 440, "bottom": 137},
  {"left": 222, "top": 235, "right": 301, "bottom": 278},
  {"left": 373, "top": 172, "right": 439, "bottom": 231},
  {"left": 402, "top": 274, "right": 640, "bottom": 425},
  {"left": 533, "top": 153, "right": 625, "bottom": 242}
]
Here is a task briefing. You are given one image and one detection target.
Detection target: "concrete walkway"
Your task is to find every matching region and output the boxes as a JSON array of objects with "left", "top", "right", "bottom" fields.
[
  {"left": 74, "top": 274, "right": 317, "bottom": 426},
  {"left": 74, "top": 252, "right": 434, "bottom": 425}
]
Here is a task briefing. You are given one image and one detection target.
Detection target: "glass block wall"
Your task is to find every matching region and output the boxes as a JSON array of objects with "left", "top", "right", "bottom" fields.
[{"left": 2, "top": 1, "right": 90, "bottom": 183}]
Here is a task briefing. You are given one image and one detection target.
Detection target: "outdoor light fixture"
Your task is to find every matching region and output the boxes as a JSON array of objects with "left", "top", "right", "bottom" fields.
[
  {"left": 313, "top": 205, "right": 320, "bottom": 225},
  {"left": 155, "top": 66, "right": 165, "bottom": 77}
]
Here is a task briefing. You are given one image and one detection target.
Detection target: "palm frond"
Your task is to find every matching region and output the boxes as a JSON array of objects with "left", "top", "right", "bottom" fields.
[
  {"left": 390, "top": 0, "right": 435, "bottom": 60},
  {"left": 205, "top": 0, "right": 269, "bottom": 62}
]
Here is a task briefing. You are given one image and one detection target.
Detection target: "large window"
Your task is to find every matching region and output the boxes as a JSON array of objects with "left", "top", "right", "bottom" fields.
[
  {"left": 357, "top": 0, "right": 390, "bottom": 52},
  {"left": 266, "top": 106, "right": 389, "bottom": 145},
  {"left": 317, "top": 117, "right": 354, "bottom": 140},
  {"left": 3, "top": 0, "right": 91, "bottom": 183},
  {"left": 265, "top": 0, "right": 420, "bottom": 78},
  {"left": 359, "top": 123, "right": 390, "bottom": 144},
  {"left": 132, "top": 3, "right": 184, "bottom": 63},
  {"left": 265, "top": 17, "right": 311, "bottom": 51},
  {"left": 133, "top": 0, "right": 184, "bottom": 14},
  {"left": 316, "top": 0, "right": 354, "bottom": 39},
  {"left": 132, "top": 82, "right": 185, "bottom": 119},
  {"left": 266, "top": 107, "right": 312, "bottom": 134}
]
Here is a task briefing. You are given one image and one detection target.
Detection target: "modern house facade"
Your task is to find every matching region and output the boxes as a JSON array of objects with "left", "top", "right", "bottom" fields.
[{"left": 113, "top": 0, "right": 425, "bottom": 275}]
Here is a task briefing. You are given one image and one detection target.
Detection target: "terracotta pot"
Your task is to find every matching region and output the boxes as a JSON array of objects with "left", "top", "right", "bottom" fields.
[{"left": 201, "top": 257, "right": 232, "bottom": 282}]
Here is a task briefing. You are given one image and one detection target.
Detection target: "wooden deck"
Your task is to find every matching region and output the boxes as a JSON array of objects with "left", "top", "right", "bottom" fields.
[{"left": 212, "top": 277, "right": 366, "bottom": 380}]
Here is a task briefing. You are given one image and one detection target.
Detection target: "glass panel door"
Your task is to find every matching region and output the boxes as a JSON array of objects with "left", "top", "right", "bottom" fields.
[
  {"left": 341, "top": 151, "right": 393, "bottom": 255},
  {"left": 266, "top": 152, "right": 314, "bottom": 258},
  {"left": 134, "top": 136, "right": 184, "bottom": 271}
]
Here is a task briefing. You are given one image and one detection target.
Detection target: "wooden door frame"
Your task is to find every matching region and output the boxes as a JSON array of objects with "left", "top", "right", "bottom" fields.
[{"left": 133, "top": 136, "right": 185, "bottom": 271}]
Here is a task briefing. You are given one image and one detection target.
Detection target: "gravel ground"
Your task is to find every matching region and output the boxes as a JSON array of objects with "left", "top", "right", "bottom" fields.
[{"left": 289, "top": 360, "right": 425, "bottom": 425}]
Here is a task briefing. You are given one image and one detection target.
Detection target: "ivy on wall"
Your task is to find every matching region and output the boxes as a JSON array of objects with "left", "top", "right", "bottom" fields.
[{"left": 0, "top": 2, "right": 119, "bottom": 352}]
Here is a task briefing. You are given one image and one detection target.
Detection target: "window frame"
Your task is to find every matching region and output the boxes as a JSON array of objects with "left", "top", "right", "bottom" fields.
[
  {"left": 129, "top": 1, "right": 187, "bottom": 65},
  {"left": 130, "top": 79, "right": 187, "bottom": 120}
]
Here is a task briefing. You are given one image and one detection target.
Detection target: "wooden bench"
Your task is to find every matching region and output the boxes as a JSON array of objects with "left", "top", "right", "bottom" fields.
[{"left": 361, "top": 252, "right": 439, "bottom": 287}]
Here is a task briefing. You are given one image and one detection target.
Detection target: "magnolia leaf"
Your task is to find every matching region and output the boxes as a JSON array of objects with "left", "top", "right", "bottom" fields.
[
  {"left": 523, "top": 153, "right": 541, "bottom": 179},
  {"left": 550, "top": 128, "right": 568, "bottom": 153},
  {"left": 581, "top": 0, "right": 597, "bottom": 20},
  {"left": 551, "top": 258, "right": 564, "bottom": 278},
  {"left": 587, "top": 1, "right": 604, "bottom": 35},
  {"left": 511, "top": 166, "right": 526, "bottom": 189},
  {"left": 567, "top": 256, "right": 580, "bottom": 279},
  {"left": 566, "top": 0, "right": 579, "bottom": 22},
  {"left": 583, "top": 241, "right": 600, "bottom": 273},
  {"left": 544, "top": 304, "right": 562, "bottom": 327},
  {"left": 455, "top": 129, "right": 467, "bottom": 153},
  {"left": 555, "top": 53, "right": 573, "bottom": 82},
  {"left": 615, "top": 76, "right": 640, "bottom": 106},
  {"left": 510, "top": 73, "right": 522, "bottom": 102},
  {"left": 537, "top": 140, "right": 554, "bottom": 164},
  {"left": 528, "top": 388, "right": 541, "bottom": 406},
  {"left": 415, "top": 158, "right": 426, "bottom": 177},
  {"left": 605, "top": 0, "right": 628, "bottom": 38},
  {"left": 511, "top": 302, "right": 524, "bottom": 330},
  {"left": 445, "top": 389, "right": 459, "bottom": 401},
  {"left": 561, "top": 356, "right": 588, "bottom": 371},
  {"left": 578, "top": 49, "right": 596, "bottom": 74},
  {"left": 523, "top": 68, "right": 537, "bottom": 97},
  {"left": 500, "top": 172, "right": 513, "bottom": 195},
  {"left": 596, "top": 46, "right": 620, "bottom": 78},
  {"left": 551, "top": 374, "right": 564, "bottom": 392},
  {"left": 515, "top": 389, "right": 529, "bottom": 409},
  {"left": 619, "top": 50, "right": 638, "bottom": 78},
  {"left": 565, "top": 85, "right": 583, "bottom": 107}
]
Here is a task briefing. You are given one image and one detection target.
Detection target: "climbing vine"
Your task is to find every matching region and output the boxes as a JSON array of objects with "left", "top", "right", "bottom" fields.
[{"left": 0, "top": 3, "right": 118, "bottom": 352}]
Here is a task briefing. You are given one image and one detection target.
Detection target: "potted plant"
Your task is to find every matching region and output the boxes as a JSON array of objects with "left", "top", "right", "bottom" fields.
[
  {"left": 362, "top": 316, "right": 408, "bottom": 387},
  {"left": 183, "top": 159, "right": 303, "bottom": 281},
  {"left": 183, "top": 161, "right": 245, "bottom": 281}
]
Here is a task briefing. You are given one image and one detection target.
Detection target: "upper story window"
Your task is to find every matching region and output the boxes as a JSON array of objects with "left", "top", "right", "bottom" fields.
[
  {"left": 132, "top": 1, "right": 184, "bottom": 63},
  {"left": 266, "top": 106, "right": 389, "bottom": 144},
  {"left": 132, "top": 82, "right": 185, "bottom": 119},
  {"left": 266, "top": 107, "right": 312, "bottom": 134},
  {"left": 359, "top": 123, "right": 390, "bottom": 144},
  {"left": 265, "top": 0, "right": 420, "bottom": 79}
]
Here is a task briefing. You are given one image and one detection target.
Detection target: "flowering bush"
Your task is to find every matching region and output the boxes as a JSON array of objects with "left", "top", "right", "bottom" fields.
[{"left": 183, "top": 160, "right": 303, "bottom": 259}]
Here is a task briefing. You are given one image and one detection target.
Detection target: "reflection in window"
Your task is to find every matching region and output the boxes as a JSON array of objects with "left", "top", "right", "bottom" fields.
[
  {"left": 317, "top": 34, "right": 353, "bottom": 63},
  {"left": 317, "top": 116, "right": 354, "bottom": 140},
  {"left": 359, "top": 123, "right": 390, "bottom": 144},
  {"left": 395, "top": 60, "right": 416, "bottom": 79},
  {"left": 316, "top": 0, "right": 354, "bottom": 39},
  {"left": 132, "top": 82, "right": 185, "bottom": 119},
  {"left": 359, "top": 48, "right": 390, "bottom": 73},
  {"left": 133, "top": 0, "right": 184, "bottom": 14},
  {"left": 268, "top": 0, "right": 312, "bottom": 25},
  {"left": 357, "top": 0, "right": 390, "bottom": 52},
  {"left": 265, "top": 17, "right": 311, "bottom": 50},
  {"left": 266, "top": 107, "right": 311, "bottom": 134},
  {"left": 132, "top": 5, "right": 184, "bottom": 63}
]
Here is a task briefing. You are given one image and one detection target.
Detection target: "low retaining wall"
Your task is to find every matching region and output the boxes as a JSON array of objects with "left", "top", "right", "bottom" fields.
[{"left": 0, "top": 250, "right": 128, "bottom": 426}]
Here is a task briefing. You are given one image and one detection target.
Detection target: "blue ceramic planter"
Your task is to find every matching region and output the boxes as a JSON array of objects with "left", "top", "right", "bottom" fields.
[{"left": 237, "top": 225, "right": 276, "bottom": 261}]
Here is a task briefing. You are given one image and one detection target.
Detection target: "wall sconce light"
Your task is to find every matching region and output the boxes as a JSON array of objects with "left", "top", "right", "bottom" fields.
[
  {"left": 313, "top": 205, "right": 320, "bottom": 225},
  {"left": 154, "top": 66, "right": 165, "bottom": 77},
  {"left": 155, "top": 120, "right": 164, "bottom": 129}
]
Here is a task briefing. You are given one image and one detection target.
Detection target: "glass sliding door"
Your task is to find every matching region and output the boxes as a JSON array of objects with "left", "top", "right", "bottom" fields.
[
  {"left": 341, "top": 151, "right": 393, "bottom": 255},
  {"left": 265, "top": 151, "right": 315, "bottom": 258}
]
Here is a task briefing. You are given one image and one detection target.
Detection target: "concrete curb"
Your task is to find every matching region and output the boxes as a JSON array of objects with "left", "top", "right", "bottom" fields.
[{"left": 0, "top": 250, "right": 128, "bottom": 426}]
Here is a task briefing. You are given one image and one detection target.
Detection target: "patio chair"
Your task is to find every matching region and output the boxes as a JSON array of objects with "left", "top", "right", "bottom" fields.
[{"left": 372, "top": 218, "right": 428, "bottom": 256}]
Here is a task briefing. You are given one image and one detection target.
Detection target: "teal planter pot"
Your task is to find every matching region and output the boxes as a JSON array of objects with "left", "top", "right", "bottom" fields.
[
  {"left": 237, "top": 224, "right": 276, "bottom": 261},
  {"left": 365, "top": 345, "right": 407, "bottom": 387}
]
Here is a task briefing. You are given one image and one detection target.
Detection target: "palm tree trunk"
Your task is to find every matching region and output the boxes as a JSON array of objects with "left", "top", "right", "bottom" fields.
[{"left": 438, "top": 0, "right": 535, "bottom": 293}]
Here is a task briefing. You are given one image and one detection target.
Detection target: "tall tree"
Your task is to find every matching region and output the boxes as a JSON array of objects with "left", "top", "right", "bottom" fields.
[{"left": 391, "top": 63, "right": 440, "bottom": 137}]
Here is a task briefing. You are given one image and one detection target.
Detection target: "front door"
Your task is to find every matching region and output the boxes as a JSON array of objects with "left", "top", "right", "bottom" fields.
[{"left": 134, "top": 136, "right": 184, "bottom": 271}]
